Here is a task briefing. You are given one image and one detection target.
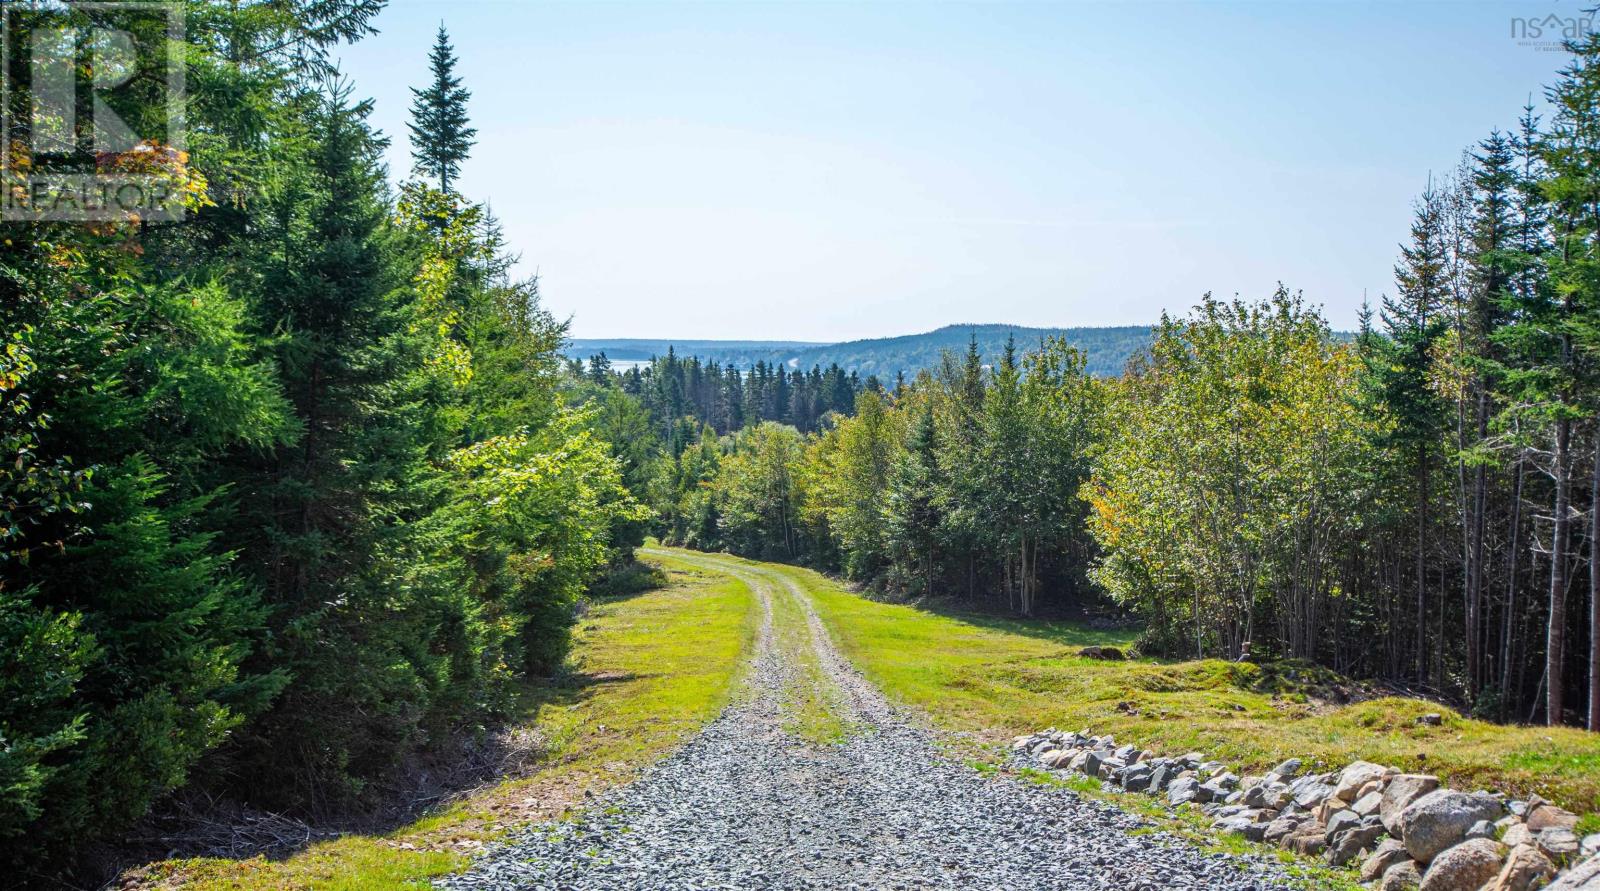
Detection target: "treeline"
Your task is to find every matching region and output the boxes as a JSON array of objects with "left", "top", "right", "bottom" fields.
[
  {"left": 575, "top": 350, "right": 872, "bottom": 436},
  {"left": 2, "top": 6, "right": 637, "bottom": 878},
  {"left": 585, "top": 35, "right": 1600, "bottom": 732}
]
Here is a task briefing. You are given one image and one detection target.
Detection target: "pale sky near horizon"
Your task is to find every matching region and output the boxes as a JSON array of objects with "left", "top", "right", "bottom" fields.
[{"left": 336, "top": 0, "right": 1575, "bottom": 342}]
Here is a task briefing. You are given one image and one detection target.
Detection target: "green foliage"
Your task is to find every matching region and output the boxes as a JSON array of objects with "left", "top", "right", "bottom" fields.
[
  {"left": 1088, "top": 290, "right": 1374, "bottom": 660},
  {"left": 0, "top": 4, "right": 639, "bottom": 877},
  {"left": 409, "top": 25, "right": 477, "bottom": 192}
]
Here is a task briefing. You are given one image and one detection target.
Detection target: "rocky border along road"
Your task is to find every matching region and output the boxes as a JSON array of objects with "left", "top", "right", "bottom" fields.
[
  {"left": 436, "top": 553, "right": 1297, "bottom": 891},
  {"left": 1016, "top": 726, "right": 1600, "bottom": 890}
]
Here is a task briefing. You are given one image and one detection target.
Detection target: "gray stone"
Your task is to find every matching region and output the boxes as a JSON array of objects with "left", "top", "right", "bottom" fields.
[
  {"left": 1362, "top": 838, "right": 1412, "bottom": 882},
  {"left": 1547, "top": 852, "right": 1600, "bottom": 888},
  {"left": 1353, "top": 789, "right": 1385, "bottom": 817},
  {"left": 1168, "top": 776, "right": 1202, "bottom": 805},
  {"left": 1334, "top": 760, "right": 1390, "bottom": 803},
  {"left": 1381, "top": 774, "right": 1442, "bottom": 833},
  {"left": 1503, "top": 822, "right": 1534, "bottom": 848},
  {"left": 1327, "top": 823, "right": 1386, "bottom": 867},
  {"left": 1264, "top": 812, "right": 1310, "bottom": 845},
  {"left": 1539, "top": 827, "right": 1582, "bottom": 862},
  {"left": 1324, "top": 807, "right": 1363, "bottom": 841},
  {"left": 1489, "top": 843, "right": 1557, "bottom": 891},
  {"left": 1418, "top": 838, "right": 1505, "bottom": 891},
  {"left": 1147, "top": 763, "right": 1176, "bottom": 793},
  {"left": 1270, "top": 757, "right": 1303, "bottom": 780},
  {"left": 1215, "top": 812, "right": 1268, "bottom": 842},
  {"left": 1465, "top": 819, "right": 1497, "bottom": 841},
  {"left": 1398, "top": 789, "right": 1506, "bottom": 863},
  {"left": 1382, "top": 859, "right": 1423, "bottom": 890},
  {"left": 1528, "top": 800, "right": 1581, "bottom": 832}
]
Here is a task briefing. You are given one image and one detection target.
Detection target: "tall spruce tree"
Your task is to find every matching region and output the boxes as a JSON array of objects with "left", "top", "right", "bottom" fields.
[{"left": 409, "top": 24, "right": 477, "bottom": 192}]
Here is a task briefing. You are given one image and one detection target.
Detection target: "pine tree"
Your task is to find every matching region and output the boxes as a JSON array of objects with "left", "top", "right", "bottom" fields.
[{"left": 408, "top": 24, "right": 476, "bottom": 192}]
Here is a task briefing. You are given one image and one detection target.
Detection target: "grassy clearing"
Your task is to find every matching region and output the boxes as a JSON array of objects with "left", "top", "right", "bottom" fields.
[
  {"left": 133, "top": 552, "right": 756, "bottom": 891},
  {"left": 719, "top": 555, "right": 1600, "bottom": 816},
  {"left": 651, "top": 548, "right": 854, "bottom": 745}
]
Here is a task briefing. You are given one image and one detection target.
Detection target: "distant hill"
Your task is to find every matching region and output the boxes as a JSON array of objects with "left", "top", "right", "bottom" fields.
[{"left": 567, "top": 324, "right": 1155, "bottom": 379}]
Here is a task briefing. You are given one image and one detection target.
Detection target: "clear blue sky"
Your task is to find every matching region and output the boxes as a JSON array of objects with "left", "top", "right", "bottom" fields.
[{"left": 336, "top": 0, "right": 1573, "bottom": 342}]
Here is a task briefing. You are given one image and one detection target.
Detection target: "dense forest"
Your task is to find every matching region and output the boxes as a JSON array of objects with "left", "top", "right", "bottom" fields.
[
  {"left": 1, "top": 4, "right": 641, "bottom": 879},
  {"left": 582, "top": 34, "right": 1600, "bottom": 736}
]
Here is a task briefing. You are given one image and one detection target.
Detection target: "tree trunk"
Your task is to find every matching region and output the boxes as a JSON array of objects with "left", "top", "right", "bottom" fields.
[
  {"left": 1549, "top": 413, "right": 1571, "bottom": 726},
  {"left": 1589, "top": 430, "right": 1600, "bottom": 732},
  {"left": 1416, "top": 446, "right": 1429, "bottom": 686},
  {"left": 1468, "top": 387, "right": 1489, "bottom": 699}
]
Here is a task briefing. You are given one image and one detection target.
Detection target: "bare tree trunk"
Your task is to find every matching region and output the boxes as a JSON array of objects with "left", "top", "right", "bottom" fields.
[
  {"left": 1589, "top": 430, "right": 1600, "bottom": 732},
  {"left": 1417, "top": 447, "right": 1429, "bottom": 686},
  {"left": 1468, "top": 387, "right": 1489, "bottom": 699},
  {"left": 1549, "top": 413, "right": 1572, "bottom": 726},
  {"left": 1501, "top": 455, "right": 1525, "bottom": 721}
]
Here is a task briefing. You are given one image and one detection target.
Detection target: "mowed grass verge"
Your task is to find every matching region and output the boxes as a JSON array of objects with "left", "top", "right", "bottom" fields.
[
  {"left": 652, "top": 548, "right": 858, "bottom": 745},
  {"left": 720, "top": 555, "right": 1600, "bottom": 817},
  {"left": 133, "top": 552, "right": 757, "bottom": 891}
]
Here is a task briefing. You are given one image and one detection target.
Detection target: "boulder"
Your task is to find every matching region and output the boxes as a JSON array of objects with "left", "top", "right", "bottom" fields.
[
  {"left": 1419, "top": 838, "right": 1505, "bottom": 891},
  {"left": 1382, "top": 860, "right": 1424, "bottom": 890},
  {"left": 1465, "top": 820, "right": 1497, "bottom": 842},
  {"left": 1362, "top": 838, "right": 1413, "bottom": 882},
  {"left": 1264, "top": 812, "right": 1311, "bottom": 845},
  {"left": 1528, "top": 800, "right": 1581, "bottom": 832},
  {"left": 1539, "top": 827, "right": 1582, "bottom": 863},
  {"left": 1285, "top": 821, "right": 1328, "bottom": 856},
  {"left": 1215, "top": 813, "right": 1268, "bottom": 842},
  {"left": 1382, "top": 774, "right": 1442, "bottom": 833},
  {"left": 1270, "top": 757, "right": 1304, "bottom": 781},
  {"left": 1353, "top": 790, "right": 1386, "bottom": 817},
  {"left": 1548, "top": 853, "right": 1600, "bottom": 888},
  {"left": 1335, "top": 760, "right": 1390, "bottom": 803},
  {"left": 1325, "top": 808, "right": 1363, "bottom": 841},
  {"left": 1328, "top": 823, "right": 1387, "bottom": 867},
  {"left": 1122, "top": 765, "right": 1154, "bottom": 793},
  {"left": 1293, "top": 778, "right": 1338, "bottom": 809},
  {"left": 1586, "top": 834, "right": 1600, "bottom": 858},
  {"left": 1487, "top": 844, "right": 1557, "bottom": 891},
  {"left": 1042, "top": 749, "right": 1074, "bottom": 769},
  {"left": 1503, "top": 823, "right": 1534, "bottom": 848},
  {"left": 1083, "top": 751, "right": 1104, "bottom": 777},
  {"left": 1397, "top": 789, "right": 1501, "bottom": 863},
  {"left": 1169, "top": 776, "right": 1203, "bottom": 805},
  {"left": 1147, "top": 763, "right": 1176, "bottom": 793}
]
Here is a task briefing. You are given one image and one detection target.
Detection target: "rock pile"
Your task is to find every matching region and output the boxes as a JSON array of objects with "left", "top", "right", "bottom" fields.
[{"left": 1013, "top": 729, "right": 1600, "bottom": 890}]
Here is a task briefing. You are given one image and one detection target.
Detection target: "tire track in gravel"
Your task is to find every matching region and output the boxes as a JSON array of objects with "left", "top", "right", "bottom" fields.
[{"left": 435, "top": 549, "right": 1296, "bottom": 891}]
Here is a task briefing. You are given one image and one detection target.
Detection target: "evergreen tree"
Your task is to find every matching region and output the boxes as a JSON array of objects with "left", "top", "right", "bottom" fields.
[{"left": 409, "top": 24, "right": 477, "bottom": 192}]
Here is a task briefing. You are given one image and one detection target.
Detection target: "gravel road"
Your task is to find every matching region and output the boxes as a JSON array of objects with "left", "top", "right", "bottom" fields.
[{"left": 436, "top": 552, "right": 1296, "bottom": 891}]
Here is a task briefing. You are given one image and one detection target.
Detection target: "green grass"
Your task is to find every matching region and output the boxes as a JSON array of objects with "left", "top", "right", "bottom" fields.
[
  {"left": 137, "top": 551, "right": 757, "bottom": 890},
  {"left": 715, "top": 554, "right": 1600, "bottom": 816},
  {"left": 652, "top": 548, "right": 855, "bottom": 744}
]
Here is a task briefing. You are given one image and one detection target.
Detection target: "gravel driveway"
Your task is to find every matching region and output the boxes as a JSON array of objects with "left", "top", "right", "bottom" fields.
[{"left": 436, "top": 552, "right": 1296, "bottom": 891}]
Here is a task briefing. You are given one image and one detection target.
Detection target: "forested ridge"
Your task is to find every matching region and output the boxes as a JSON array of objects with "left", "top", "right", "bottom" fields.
[
  {"left": 584, "top": 34, "right": 1600, "bottom": 739},
  {"left": 1, "top": 5, "right": 642, "bottom": 880},
  {"left": 569, "top": 323, "right": 1156, "bottom": 379}
]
